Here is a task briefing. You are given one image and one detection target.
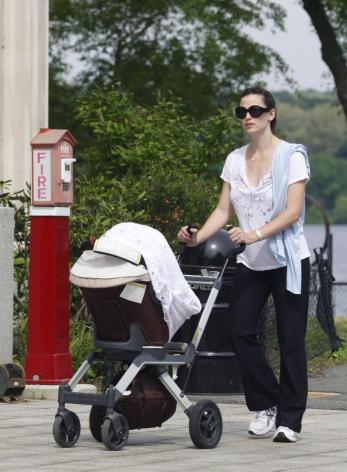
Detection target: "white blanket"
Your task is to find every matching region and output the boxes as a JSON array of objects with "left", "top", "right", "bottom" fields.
[{"left": 99, "top": 223, "right": 202, "bottom": 339}]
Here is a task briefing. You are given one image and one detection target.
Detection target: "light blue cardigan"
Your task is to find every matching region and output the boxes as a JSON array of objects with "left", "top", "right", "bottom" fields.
[{"left": 269, "top": 140, "right": 310, "bottom": 294}]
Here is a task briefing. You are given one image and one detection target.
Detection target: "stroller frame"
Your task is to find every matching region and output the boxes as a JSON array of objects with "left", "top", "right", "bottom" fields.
[{"left": 53, "top": 246, "right": 243, "bottom": 451}]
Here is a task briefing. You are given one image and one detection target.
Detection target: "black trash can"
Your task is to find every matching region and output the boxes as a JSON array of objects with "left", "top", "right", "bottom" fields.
[{"left": 173, "top": 230, "right": 244, "bottom": 394}]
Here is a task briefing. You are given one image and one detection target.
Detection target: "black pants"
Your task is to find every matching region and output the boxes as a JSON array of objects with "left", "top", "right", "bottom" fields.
[{"left": 228, "top": 258, "right": 310, "bottom": 433}]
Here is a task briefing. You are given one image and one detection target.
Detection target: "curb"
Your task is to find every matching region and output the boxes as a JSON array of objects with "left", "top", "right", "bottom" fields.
[{"left": 21, "top": 383, "right": 97, "bottom": 401}]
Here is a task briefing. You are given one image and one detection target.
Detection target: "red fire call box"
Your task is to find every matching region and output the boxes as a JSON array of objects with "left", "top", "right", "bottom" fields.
[{"left": 31, "top": 128, "right": 78, "bottom": 206}]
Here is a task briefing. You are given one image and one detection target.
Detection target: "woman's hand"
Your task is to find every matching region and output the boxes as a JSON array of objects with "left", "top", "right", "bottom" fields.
[
  {"left": 228, "top": 226, "right": 257, "bottom": 245},
  {"left": 177, "top": 226, "right": 199, "bottom": 247}
]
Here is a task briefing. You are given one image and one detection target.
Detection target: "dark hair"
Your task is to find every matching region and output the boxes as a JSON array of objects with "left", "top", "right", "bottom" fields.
[{"left": 241, "top": 86, "right": 277, "bottom": 132}]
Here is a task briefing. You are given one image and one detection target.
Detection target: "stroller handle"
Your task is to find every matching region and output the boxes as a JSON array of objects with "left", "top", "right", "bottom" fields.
[
  {"left": 178, "top": 224, "right": 245, "bottom": 262},
  {"left": 178, "top": 223, "right": 199, "bottom": 258}
]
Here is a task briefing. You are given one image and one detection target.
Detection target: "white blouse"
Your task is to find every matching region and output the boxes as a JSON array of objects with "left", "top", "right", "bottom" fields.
[{"left": 220, "top": 144, "right": 310, "bottom": 271}]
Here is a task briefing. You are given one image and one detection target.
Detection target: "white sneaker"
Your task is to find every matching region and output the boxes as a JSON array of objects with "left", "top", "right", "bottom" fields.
[
  {"left": 273, "top": 426, "right": 298, "bottom": 443},
  {"left": 248, "top": 406, "right": 277, "bottom": 436}
]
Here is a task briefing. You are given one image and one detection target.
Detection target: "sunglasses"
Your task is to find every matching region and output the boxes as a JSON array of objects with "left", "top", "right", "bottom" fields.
[{"left": 235, "top": 105, "right": 270, "bottom": 119}]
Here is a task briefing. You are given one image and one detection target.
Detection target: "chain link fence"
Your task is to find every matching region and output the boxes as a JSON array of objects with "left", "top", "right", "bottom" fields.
[
  {"left": 332, "top": 282, "right": 347, "bottom": 317},
  {"left": 260, "top": 249, "right": 344, "bottom": 373}
]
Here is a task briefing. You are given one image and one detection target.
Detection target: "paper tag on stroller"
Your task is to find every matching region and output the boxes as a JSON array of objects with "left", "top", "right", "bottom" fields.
[{"left": 120, "top": 282, "right": 146, "bottom": 304}]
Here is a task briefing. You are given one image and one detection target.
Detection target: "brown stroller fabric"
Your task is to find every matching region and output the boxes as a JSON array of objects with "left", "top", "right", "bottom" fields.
[
  {"left": 115, "top": 369, "right": 177, "bottom": 429},
  {"left": 81, "top": 283, "right": 169, "bottom": 343},
  {"left": 81, "top": 282, "right": 177, "bottom": 428}
]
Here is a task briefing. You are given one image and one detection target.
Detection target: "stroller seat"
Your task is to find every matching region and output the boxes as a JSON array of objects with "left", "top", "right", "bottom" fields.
[
  {"left": 70, "top": 249, "right": 170, "bottom": 345},
  {"left": 81, "top": 283, "right": 169, "bottom": 344}
]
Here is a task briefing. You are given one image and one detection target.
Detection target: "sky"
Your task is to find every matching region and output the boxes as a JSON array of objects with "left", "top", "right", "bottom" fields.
[{"left": 248, "top": 0, "right": 333, "bottom": 91}]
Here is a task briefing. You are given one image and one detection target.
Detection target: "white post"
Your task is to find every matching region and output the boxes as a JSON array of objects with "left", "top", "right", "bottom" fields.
[
  {"left": 0, "top": 0, "right": 49, "bottom": 192},
  {"left": 0, "top": 207, "right": 15, "bottom": 363}
]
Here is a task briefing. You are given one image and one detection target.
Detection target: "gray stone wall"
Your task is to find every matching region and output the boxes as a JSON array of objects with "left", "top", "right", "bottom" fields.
[{"left": 0, "top": 207, "right": 15, "bottom": 363}]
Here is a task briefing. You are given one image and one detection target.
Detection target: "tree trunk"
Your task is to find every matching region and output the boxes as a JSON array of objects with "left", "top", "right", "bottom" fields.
[{"left": 302, "top": 0, "right": 347, "bottom": 122}]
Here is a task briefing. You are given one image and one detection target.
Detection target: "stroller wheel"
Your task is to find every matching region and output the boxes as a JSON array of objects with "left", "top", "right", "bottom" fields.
[
  {"left": 188, "top": 400, "right": 223, "bottom": 449},
  {"left": 53, "top": 411, "right": 81, "bottom": 448},
  {"left": 101, "top": 413, "right": 129, "bottom": 451},
  {"left": 89, "top": 405, "right": 106, "bottom": 442}
]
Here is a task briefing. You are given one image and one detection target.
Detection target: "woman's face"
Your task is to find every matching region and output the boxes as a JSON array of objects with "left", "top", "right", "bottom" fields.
[{"left": 238, "top": 93, "right": 276, "bottom": 136}]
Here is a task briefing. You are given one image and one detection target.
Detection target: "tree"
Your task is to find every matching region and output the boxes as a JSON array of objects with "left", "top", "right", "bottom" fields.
[
  {"left": 306, "top": 153, "right": 347, "bottom": 221},
  {"left": 332, "top": 193, "right": 347, "bottom": 223},
  {"left": 50, "top": 0, "right": 288, "bottom": 121},
  {"left": 276, "top": 101, "right": 347, "bottom": 156},
  {"left": 301, "top": 0, "right": 347, "bottom": 123}
]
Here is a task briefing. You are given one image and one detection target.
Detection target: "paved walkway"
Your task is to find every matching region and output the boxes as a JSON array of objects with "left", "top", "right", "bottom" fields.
[
  {"left": 1, "top": 397, "right": 347, "bottom": 472},
  {"left": 1, "top": 364, "right": 347, "bottom": 471},
  {"left": 200, "top": 363, "right": 347, "bottom": 411}
]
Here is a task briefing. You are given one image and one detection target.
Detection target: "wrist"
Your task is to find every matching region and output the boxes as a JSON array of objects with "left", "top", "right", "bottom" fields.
[{"left": 255, "top": 228, "right": 263, "bottom": 241}]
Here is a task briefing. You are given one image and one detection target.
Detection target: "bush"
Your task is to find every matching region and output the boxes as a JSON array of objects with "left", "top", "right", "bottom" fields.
[
  {"left": 69, "top": 86, "right": 242, "bottom": 250},
  {"left": 69, "top": 315, "right": 94, "bottom": 371},
  {"left": 74, "top": 86, "right": 241, "bottom": 180}
]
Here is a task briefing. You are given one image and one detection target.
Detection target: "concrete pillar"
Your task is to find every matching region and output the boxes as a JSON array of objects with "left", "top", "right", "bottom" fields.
[
  {"left": 0, "top": 0, "right": 49, "bottom": 193},
  {"left": 0, "top": 207, "right": 15, "bottom": 363}
]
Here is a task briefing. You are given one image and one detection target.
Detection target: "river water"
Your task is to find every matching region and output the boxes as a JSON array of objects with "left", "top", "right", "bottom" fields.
[{"left": 304, "top": 224, "right": 347, "bottom": 316}]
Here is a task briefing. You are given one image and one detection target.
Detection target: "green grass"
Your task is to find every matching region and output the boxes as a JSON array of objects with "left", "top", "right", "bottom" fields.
[{"left": 307, "top": 317, "right": 347, "bottom": 376}]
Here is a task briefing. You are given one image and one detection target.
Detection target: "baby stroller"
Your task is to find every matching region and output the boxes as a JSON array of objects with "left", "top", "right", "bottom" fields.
[{"left": 52, "top": 223, "right": 244, "bottom": 451}]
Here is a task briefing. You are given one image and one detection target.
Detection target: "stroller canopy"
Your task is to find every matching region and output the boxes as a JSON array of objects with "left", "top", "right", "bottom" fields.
[{"left": 70, "top": 250, "right": 150, "bottom": 288}]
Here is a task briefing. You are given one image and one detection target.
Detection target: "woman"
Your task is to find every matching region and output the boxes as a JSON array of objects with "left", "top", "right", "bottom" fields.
[{"left": 178, "top": 86, "right": 310, "bottom": 443}]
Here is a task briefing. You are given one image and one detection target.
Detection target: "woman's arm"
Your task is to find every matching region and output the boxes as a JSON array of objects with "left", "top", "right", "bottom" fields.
[
  {"left": 178, "top": 181, "right": 234, "bottom": 246},
  {"left": 230, "top": 179, "right": 307, "bottom": 245}
]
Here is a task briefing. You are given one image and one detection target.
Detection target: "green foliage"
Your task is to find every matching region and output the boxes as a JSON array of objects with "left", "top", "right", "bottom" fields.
[
  {"left": 69, "top": 168, "right": 218, "bottom": 259},
  {"left": 308, "top": 318, "right": 347, "bottom": 376},
  {"left": 305, "top": 204, "right": 324, "bottom": 225},
  {"left": 276, "top": 96, "right": 347, "bottom": 157},
  {"left": 306, "top": 154, "right": 347, "bottom": 222},
  {"left": 272, "top": 89, "right": 347, "bottom": 222},
  {"left": 49, "top": 55, "right": 86, "bottom": 137},
  {"left": 12, "top": 317, "right": 27, "bottom": 365},
  {"left": 69, "top": 313, "right": 107, "bottom": 383},
  {"left": 332, "top": 194, "right": 347, "bottom": 223},
  {"left": 275, "top": 89, "right": 339, "bottom": 110},
  {"left": 49, "top": 0, "right": 288, "bottom": 124},
  {"left": 69, "top": 87, "right": 241, "bottom": 252},
  {"left": 70, "top": 174, "right": 146, "bottom": 259},
  {"left": 69, "top": 316, "right": 93, "bottom": 371},
  {"left": 323, "top": 0, "right": 347, "bottom": 47},
  {"left": 74, "top": 87, "right": 241, "bottom": 178},
  {"left": 137, "top": 167, "right": 219, "bottom": 248}
]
